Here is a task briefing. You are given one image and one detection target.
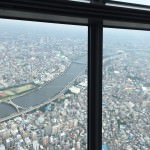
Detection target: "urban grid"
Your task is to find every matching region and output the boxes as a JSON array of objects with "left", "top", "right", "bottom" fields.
[
  {"left": 0, "top": 23, "right": 87, "bottom": 150},
  {"left": 102, "top": 29, "right": 150, "bottom": 150}
]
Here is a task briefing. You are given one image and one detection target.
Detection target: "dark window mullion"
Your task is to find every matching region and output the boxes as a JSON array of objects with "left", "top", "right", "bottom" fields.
[
  {"left": 88, "top": 21, "right": 102, "bottom": 150},
  {"left": 91, "top": 0, "right": 105, "bottom": 4}
]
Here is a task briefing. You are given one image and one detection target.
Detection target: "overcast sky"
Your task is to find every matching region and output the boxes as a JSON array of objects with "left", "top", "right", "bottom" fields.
[
  {"left": 0, "top": 18, "right": 86, "bottom": 30},
  {"left": 0, "top": 18, "right": 87, "bottom": 39},
  {"left": 0, "top": 18, "right": 87, "bottom": 36},
  {"left": 114, "top": 0, "right": 150, "bottom": 5}
]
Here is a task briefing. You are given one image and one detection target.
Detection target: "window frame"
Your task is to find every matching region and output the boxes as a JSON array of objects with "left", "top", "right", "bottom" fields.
[{"left": 1, "top": 0, "right": 150, "bottom": 150}]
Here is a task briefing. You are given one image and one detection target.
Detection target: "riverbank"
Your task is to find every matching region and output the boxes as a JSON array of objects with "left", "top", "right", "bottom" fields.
[{"left": 0, "top": 55, "right": 87, "bottom": 118}]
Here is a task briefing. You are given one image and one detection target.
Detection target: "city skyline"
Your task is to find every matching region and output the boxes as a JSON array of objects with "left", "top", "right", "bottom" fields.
[{"left": 0, "top": 19, "right": 87, "bottom": 150}]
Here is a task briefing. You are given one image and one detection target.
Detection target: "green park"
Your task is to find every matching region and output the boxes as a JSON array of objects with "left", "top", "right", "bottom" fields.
[{"left": 0, "top": 83, "right": 37, "bottom": 102}]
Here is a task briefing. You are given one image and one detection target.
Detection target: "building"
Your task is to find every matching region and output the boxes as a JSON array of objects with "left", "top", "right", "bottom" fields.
[
  {"left": 0, "top": 144, "right": 5, "bottom": 150},
  {"left": 0, "top": 1, "right": 150, "bottom": 150},
  {"left": 33, "top": 140, "right": 39, "bottom": 150},
  {"left": 102, "top": 144, "right": 108, "bottom": 150}
]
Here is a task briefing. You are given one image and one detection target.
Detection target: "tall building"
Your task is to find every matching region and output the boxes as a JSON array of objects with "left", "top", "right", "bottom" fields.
[
  {"left": 76, "top": 141, "right": 81, "bottom": 150},
  {"left": 31, "top": 132, "right": 37, "bottom": 141},
  {"left": 0, "top": 144, "right": 5, "bottom": 150},
  {"left": 44, "top": 123, "right": 52, "bottom": 136},
  {"left": 33, "top": 140, "right": 39, "bottom": 150},
  {"left": 5, "top": 138, "right": 10, "bottom": 149},
  {"left": 42, "top": 136, "right": 49, "bottom": 147}
]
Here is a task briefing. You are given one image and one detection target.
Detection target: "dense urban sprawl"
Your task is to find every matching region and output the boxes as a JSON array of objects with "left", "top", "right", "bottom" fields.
[
  {"left": 103, "top": 50, "right": 150, "bottom": 150},
  {"left": 0, "top": 26, "right": 87, "bottom": 150}
]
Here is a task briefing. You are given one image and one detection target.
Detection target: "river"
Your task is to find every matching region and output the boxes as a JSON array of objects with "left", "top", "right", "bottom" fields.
[{"left": 0, "top": 55, "right": 87, "bottom": 118}]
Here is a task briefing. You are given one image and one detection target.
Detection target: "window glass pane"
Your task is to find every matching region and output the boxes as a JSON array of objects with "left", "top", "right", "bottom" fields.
[
  {"left": 103, "top": 28, "right": 150, "bottom": 150},
  {"left": 106, "top": 0, "right": 150, "bottom": 10},
  {"left": 111, "top": 0, "right": 150, "bottom": 5},
  {"left": 0, "top": 19, "right": 87, "bottom": 150}
]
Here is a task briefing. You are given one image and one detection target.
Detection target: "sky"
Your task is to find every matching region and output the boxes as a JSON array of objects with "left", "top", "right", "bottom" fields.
[
  {"left": 103, "top": 28, "right": 150, "bottom": 50},
  {"left": 113, "top": 0, "right": 150, "bottom": 5},
  {"left": 0, "top": 18, "right": 86, "bottom": 31},
  {"left": 0, "top": 18, "right": 87, "bottom": 38},
  {"left": 104, "top": 28, "right": 150, "bottom": 39},
  {"left": 0, "top": 18, "right": 88, "bottom": 40}
]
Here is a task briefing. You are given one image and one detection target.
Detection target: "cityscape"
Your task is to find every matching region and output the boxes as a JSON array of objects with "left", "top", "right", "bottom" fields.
[
  {"left": 103, "top": 28, "right": 150, "bottom": 150},
  {"left": 1, "top": 19, "right": 150, "bottom": 150},
  {"left": 0, "top": 19, "right": 87, "bottom": 150}
]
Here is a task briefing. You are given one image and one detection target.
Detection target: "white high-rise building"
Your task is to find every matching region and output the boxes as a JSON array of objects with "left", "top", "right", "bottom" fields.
[
  {"left": 0, "top": 144, "right": 5, "bottom": 150},
  {"left": 33, "top": 140, "right": 39, "bottom": 150},
  {"left": 76, "top": 141, "right": 81, "bottom": 150}
]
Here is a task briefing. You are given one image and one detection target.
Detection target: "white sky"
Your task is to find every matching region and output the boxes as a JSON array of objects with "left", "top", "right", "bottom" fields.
[
  {"left": 113, "top": 0, "right": 150, "bottom": 5},
  {"left": 0, "top": 18, "right": 87, "bottom": 31}
]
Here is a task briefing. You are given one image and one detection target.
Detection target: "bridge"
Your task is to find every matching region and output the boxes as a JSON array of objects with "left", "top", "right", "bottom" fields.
[
  {"left": 5, "top": 100, "right": 26, "bottom": 112},
  {"left": 0, "top": 69, "right": 86, "bottom": 123}
]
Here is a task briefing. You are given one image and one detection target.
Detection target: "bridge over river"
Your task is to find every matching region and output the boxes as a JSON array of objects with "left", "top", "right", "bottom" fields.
[{"left": 0, "top": 55, "right": 87, "bottom": 120}]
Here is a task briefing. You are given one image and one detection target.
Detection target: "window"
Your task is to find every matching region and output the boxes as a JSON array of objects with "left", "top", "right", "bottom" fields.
[
  {"left": 106, "top": 0, "right": 150, "bottom": 10},
  {"left": 0, "top": 18, "right": 87, "bottom": 150},
  {"left": 109, "top": 0, "right": 150, "bottom": 5},
  {"left": 103, "top": 28, "right": 150, "bottom": 149},
  {"left": 1, "top": 0, "right": 150, "bottom": 150}
]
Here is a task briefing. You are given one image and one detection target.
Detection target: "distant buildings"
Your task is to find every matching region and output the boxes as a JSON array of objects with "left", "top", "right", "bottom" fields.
[
  {"left": 103, "top": 50, "right": 150, "bottom": 149},
  {"left": 0, "top": 75, "right": 87, "bottom": 150}
]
